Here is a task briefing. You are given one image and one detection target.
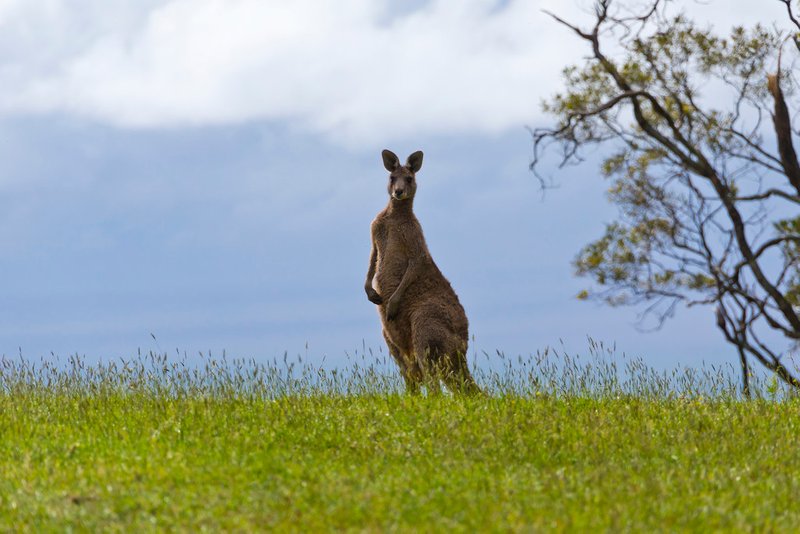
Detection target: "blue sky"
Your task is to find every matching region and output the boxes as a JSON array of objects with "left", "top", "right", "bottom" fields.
[{"left": 0, "top": 0, "right": 791, "bottom": 370}]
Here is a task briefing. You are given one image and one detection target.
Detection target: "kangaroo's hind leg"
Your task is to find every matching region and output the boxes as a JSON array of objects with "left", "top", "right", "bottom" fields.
[
  {"left": 417, "top": 326, "right": 481, "bottom": 395},
  {"left": 383, "top": 329, "right": 423, "bottom": 394},
  {"left": 412, "top": 334, "right": 446, "bottom": 396},
  {"left": 441, "top": 344, "right": 483, "bottom": 396}
]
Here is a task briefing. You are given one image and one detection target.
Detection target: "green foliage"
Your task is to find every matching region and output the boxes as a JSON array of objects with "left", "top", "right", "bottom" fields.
[
  {"left": 545, "top": 15, "right": 780, "bottom": 147},
  {"left": 574, "top": 215, "right": 713, "bottom": 306}
]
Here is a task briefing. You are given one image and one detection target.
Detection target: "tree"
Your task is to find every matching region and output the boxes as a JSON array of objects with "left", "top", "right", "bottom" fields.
[{"left": 532, "top": 0, "right": 800, "bottom": 395}]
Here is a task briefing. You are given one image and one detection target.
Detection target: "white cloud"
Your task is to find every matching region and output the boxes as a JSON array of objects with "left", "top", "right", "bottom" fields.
[{"left": 0, "top": 0, "right": 790, "bottom": 144}]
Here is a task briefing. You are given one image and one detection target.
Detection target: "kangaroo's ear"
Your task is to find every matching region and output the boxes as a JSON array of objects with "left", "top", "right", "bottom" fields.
[
  {"left": 406, "top": 151, "right": 423, "bottom": 173},
  {"left": 382, "top": 149, "right": 400, "bottom": 172}
]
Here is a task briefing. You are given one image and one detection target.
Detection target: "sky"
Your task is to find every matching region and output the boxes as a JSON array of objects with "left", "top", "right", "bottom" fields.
[{"left": 0, "top": 0, "right": 794, "bottom": 372}]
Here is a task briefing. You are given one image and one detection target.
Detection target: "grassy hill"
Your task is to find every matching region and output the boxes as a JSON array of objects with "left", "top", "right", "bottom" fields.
[{"left": 0, "top": 350, "right": 798, "bottom": 531}]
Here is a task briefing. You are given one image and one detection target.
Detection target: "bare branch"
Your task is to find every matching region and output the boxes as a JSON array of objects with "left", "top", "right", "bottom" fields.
[
  {"left": 780, "top": 0, "right": 800, "bottom": 33},
  {"left": 735, "top": 188, "right": 800, "bottom": 204}
]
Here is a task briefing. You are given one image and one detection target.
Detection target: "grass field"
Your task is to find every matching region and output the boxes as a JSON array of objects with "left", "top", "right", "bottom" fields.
[{"left": 1, "top": 348, "right": 798, "bottom": 531}]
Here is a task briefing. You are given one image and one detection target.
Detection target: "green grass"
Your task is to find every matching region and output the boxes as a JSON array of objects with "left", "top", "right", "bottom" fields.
[{"left": 1, "top": 350, "right": 799, "bottom": 531}]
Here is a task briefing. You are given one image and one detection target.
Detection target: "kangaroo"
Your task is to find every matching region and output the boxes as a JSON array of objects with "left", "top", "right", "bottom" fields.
[{"left": 364, "top": 149, "right": 481, "bottom": 395}]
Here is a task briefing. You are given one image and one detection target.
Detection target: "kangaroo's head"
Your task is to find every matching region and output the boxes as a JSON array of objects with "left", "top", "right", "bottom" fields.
[{"left": 382, "top": 149, "right": 423, "bottom": 202}]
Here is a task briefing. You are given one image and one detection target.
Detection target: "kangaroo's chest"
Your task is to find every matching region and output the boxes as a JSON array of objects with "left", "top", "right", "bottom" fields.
[
  {"left": 373, "top": 219, "right": 423, "bottom": 288},
  {"left": 375, "top": 219, "right": 423, "bottom": 260}
]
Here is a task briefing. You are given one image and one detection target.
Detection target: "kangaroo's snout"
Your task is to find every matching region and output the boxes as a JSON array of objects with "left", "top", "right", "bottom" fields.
[{"left": 389, "top": 179, "right": 413, "bottom": 201}]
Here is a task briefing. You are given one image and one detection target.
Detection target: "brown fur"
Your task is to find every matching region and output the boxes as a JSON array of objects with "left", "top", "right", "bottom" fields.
[{"left": 364, "top": 149, "right": 481, "bottom": 395}]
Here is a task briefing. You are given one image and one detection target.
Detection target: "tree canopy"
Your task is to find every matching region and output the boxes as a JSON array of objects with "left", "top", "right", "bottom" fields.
[{"left": 533, "top": 0, "right": 800, "bottom": 393}]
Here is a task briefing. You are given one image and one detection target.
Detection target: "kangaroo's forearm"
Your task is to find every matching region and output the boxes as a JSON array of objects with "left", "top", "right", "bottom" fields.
[
  {"left": 365, "top": 246, "right": 378, "bottom": 288},
  {"left": 365, "top": 245, "right": 383, "bottom": 304},
  {"left": 390, "top": 258, "right": 418, "bottom": 301}
]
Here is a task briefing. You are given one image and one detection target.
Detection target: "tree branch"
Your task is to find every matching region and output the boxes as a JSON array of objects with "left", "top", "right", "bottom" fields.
[
  {"left": 780, "top": 0, "right": 800, "bottom": 33},
  {"left": 768, "top": 69, "right": 800, "bottom": 195}
]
